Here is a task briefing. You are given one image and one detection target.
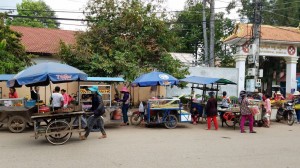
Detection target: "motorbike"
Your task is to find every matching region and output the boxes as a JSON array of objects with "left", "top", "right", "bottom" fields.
[{"left": 276, "top": 101, "right": 295, "bottom": 126}]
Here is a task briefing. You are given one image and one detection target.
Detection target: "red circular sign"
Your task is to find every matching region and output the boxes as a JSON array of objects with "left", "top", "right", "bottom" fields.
[
  {"left": 242, "top": 42, "right": 249, "bottom": 53},
  {"left": 288, "top": 46, "right": 296, "bottom": 55}
]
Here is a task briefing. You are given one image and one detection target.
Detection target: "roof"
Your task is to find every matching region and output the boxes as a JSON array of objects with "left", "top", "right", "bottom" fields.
[
  {"left": 86, "top": 77, "right": 124, "bottom": 82},
  {"left": 223, "top": 23, "right": 300, "bottom": 45},
  {"left": 180, "top": 76, "right": 236, "bottom": 85},
  {"left": 10, "top": 26, "right": 77, "bottom": 54},
  {"left": 0, "top": 74, "right": 15, "bottom": 81}
]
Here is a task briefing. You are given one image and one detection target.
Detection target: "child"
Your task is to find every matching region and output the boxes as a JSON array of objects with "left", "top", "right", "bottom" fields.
[{"left": 264, "top": 94, "right": 272, "bottom": 128}]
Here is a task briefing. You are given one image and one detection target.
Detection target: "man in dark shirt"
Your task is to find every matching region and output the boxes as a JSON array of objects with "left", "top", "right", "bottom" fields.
[
  {"left": 30, "top": 86, "right": 39, "bottom": 101},
  {"left": 80, "top": 86, "right": 107, "bottom": 140}
]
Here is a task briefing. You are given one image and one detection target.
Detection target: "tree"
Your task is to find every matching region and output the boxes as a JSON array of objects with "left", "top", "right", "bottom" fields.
[
  {"left": 172, "top": 2, "right": 235, "bottom": 67},
  {"left": 9, "top": 0, "right": 59, "bottom": 28},
  {"left": 0, "top": 13, "right": 32, "bottom": 74},
  {"left": 58, "top": 0, "right": 189, "bottom": 81}
]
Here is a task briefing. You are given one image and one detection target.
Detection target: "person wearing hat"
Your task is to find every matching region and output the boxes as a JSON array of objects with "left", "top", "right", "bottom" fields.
[
  {"left": 120, "top": 86, "right": 130, "bottom": 126},
  {"left": 205, "top": 92, "right": 218, "bottom": 130},
  {"left": 293, "top": 91, "right": 300, "bottom": 124},
  {"left": 274, "top": 91, "right": 285, "bottom": 101},
  {"left": 240, "top": 91, "right": 256, "bottom": 133},
  {"left": 80, "top": 86, "right": 107, "bottom": 140},
  {"left": 263, "top": 94, "right": 272, "bottom": 128}
]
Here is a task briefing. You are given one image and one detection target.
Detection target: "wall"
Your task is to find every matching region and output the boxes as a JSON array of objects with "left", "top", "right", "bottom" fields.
[{"left": 166, "top": 67, "right": 239, "bottom": 98}]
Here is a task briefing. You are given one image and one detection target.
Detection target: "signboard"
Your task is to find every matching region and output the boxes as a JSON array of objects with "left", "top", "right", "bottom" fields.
[
  {"left": 259, "top": 44, "right": 297, "bottom": 57},
  {"left": 238, "top": 42, "right": 297, "bottom": 57}
]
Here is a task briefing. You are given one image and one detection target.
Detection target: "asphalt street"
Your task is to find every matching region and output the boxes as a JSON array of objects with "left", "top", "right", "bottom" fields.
[{"left": 0, "top": 121, "right": 299, "bottom": 168}]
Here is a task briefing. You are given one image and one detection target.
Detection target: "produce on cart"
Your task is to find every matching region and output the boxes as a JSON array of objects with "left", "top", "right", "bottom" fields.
[
  {"left": 6, "top": 62, "right": 88, "bottom": 144},
  {"left": 146, "top": 98, "right": 182, "bottom": 129},
  {"left": 0, "top": 98, "right": 36, "bottom": 133}
]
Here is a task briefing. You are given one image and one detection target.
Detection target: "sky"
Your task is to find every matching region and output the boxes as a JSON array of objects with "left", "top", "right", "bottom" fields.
[{"left": 0, "top": 0, "right": 239, "bottom": 31}]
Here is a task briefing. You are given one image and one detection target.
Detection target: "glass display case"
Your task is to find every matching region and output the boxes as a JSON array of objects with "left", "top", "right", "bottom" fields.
[{"left": 79, "top": 85, "right": 111, "bottom": 110}]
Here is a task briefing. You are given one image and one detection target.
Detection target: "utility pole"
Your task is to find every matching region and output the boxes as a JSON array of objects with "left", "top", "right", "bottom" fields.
[
  {"left": 202, "top": 0, "right": 208, "bottom": 66},
  {"left": 247, "top": 0, "right": 262, "bottom": 92},
  {"left": 209, "top": 0, "right": 215, "bottom": 67}
]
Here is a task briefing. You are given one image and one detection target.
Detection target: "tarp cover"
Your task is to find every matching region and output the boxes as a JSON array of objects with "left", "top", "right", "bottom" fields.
[
  {"left": 180, "top": 76, "right": 236, "bottom": 85},
  {"left": 7, "top": 62, "right": 88, "bottom": 87},
  {"left": 132, "top": 71, "right": 179, "bottom": 87}
]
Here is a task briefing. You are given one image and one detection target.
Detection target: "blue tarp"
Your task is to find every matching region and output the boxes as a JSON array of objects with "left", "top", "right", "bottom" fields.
[
  {"left": 86, "top": 77, "right": 124, "bottom": 82},
  {"left": 7, "top": 62, "right": 88, "bottom": 87},
  {"left": 0, "top": 74, "right": 15, "bottom": 81},
  {"left": 180, "top": 76, "right": 236, "bottom": 85},
  {"left": 132, "top": 71, "right": 179, "bottom": 87}
]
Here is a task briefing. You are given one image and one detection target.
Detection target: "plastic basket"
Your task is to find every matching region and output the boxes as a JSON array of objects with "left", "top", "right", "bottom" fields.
[{"left": 26, "top": 100, "right": 36, "bottom": 107}]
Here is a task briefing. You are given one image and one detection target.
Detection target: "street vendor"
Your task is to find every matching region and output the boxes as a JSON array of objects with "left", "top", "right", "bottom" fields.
[
  {"left": 80, "top": 85, "right": 107, "bottom": 140},
  {"left": 30, "top": 86, "right": 39, "bottom": 101},
  {"left": 61, "top": 89, "right": 69, "bottom": 108},
  {"left": 50, "top": 86, "right": 64, "bottom": 110},
  {"left": 9, "top": 87, "right": 18, "bottom": 98},
  {"left": 120, "top": 86, "right": 130, "bottom": 126},
  {"left": 274, "top": 91, "right": 285, "bottom": 101}
]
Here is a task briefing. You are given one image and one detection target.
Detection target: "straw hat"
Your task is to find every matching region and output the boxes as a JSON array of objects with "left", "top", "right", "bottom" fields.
[
  {"left": 276, "top": 91, "right": 282, "bottom": 95},
  {"left": 121, "top": 86, "right": 129, "bottom": 93}
]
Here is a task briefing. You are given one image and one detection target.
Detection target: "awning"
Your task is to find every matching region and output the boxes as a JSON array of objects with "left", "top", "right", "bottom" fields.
[
  {"left": 0, "top": 74, "right": 15, "bottom": 81},
  {"left": 86, "top": 77, "right": 124, "bottom": 82},
  {"left": 180, "top": 76, "right": 236, "bottom": 85}
]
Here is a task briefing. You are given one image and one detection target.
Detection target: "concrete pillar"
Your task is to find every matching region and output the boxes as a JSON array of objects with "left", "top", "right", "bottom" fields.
[
  {"left": 235, "top": 55, "right": 247, "bottom": 96},
  {"left": 285, "top": 56, "right": 298, "bottom": 94}
]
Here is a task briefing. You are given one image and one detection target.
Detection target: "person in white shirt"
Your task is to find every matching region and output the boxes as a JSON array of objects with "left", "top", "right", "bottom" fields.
[{"left": 50, "top": 86, "right": 64, "bottom": 111}]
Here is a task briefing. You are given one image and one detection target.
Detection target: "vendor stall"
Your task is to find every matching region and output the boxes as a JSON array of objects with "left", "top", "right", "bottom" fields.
[
  {"left": 131, "top": 71, "right": 185, "bottom": 128},
  {"left": 7, "top": 62, "right": 88, "bottom": 144},
  {"left": 180, "top": 76, "right": 237, "bottom": 126}
]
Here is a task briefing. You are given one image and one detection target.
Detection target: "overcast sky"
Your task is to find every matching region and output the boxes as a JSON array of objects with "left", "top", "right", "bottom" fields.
[{"left": 0, "top": 0, "right": 239, "bottom": 30}]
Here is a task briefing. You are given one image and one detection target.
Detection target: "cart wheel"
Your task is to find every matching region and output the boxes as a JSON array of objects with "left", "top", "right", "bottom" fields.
[
  {"left": 164, "top": 114, "right": 178, "bottom": 129},
  {"left": 45, "top": 120, "right": 72, "bottom": 145},
  {"left": 130, "top": 112, "right": 143, "bottom": 126},
  {"left": 8, "top": 115, "right": 26, "bottom": 133}
]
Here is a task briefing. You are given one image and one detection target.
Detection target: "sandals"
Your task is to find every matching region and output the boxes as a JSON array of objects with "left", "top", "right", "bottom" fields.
[
  {"left": 241, "top": 131, "right": 246, "bottom": 133},
  {"left": 120, "top": 123, "right": 129, "bottom": 126},
  {"left": 99, "top": 134, "right": 107, "bottom": 139},
  {"left": 250, "top": 131, "right": 257, "bottom": 133}
]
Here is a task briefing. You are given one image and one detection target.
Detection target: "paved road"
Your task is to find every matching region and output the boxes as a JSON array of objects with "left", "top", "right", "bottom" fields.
[{"left": 0, "top": 121, "right": 299, "bottom": 168}]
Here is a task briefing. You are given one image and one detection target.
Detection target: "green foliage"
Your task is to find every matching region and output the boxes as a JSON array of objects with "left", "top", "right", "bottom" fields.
[
  {"left": 58, "top": 0, "right": 189, "bottom": 81},
  {"left": 0, "top": 13, "right": 32, "bottom": 74},
  {"left": 172, "top": 2, "right": 235, "bottom": 67},
  {"left": 9, "top": 0, "right": 59, "bottom": 28}
]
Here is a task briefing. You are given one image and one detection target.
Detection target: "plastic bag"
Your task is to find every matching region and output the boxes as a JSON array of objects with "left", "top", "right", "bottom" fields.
[{"left": 139, "top": 102, "right": 144, "bottom": 112}]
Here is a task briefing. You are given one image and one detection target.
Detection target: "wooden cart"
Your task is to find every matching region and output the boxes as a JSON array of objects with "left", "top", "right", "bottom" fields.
[
  {"left": 31, "top": 111, "right": 86, "bottom": 145},
  {"left": 0, "top": 98, "right": 35, "bottom": 133}
]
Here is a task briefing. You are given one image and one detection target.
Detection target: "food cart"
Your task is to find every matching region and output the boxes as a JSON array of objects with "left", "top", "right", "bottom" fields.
[
  {"left": 7, "top": 62, "right": 88, "bottom": 144},
  {"left": 146, "top": 98, "right": 183, "bottom": 129},
  {"left": 31, "top": 111, "right": 86, "bottom": 145},
  {"left": 180, "top": 76, "right": 237, "bottom": 126},
  {"left": 0, "top": 98, "right": 36, "bottom": 132}
]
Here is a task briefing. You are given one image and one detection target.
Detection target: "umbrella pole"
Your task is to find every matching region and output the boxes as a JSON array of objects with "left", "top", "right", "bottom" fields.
[
  {"left": 50, "top": 83, "right": 53, "bottom": 112},
  {"left": 216, "top": 84, "right": 219, "bottom": 100}
]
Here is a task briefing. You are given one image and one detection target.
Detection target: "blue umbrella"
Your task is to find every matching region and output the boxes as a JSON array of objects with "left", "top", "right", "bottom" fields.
[
  {"left": 7, "top": 62, "right": 88, "bottom": 87},
  {"left": 132, "top": 71, "right": 179, "bottom": 87}
]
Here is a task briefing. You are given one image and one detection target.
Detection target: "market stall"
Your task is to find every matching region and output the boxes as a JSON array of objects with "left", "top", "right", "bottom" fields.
[
  {"left": 180, "top": 76, "right": 237, "bottom": 126},
  {"left": 7, "top": 62, "right": 88, "bottom": 144},
  {"left": 131, "top": 71, "right": 185, "bottom": 128}
]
